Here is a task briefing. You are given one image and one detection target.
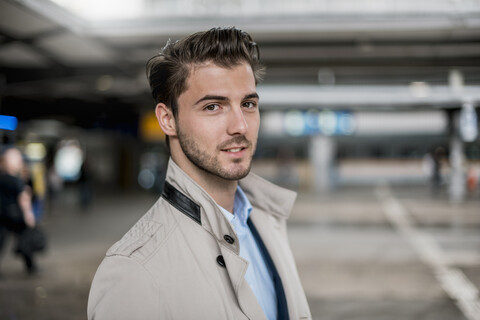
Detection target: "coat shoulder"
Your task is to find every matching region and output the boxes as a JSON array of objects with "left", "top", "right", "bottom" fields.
[{"left": 105, "top": 198, "right": 173, "bottom": 260}]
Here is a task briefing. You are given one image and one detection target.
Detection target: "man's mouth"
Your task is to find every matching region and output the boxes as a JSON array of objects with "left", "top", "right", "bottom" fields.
[
  {"left": 218, "top": 136, "right": 251, "bottom": 154},
  {"left": 222, "top": 146, "right": 246, "bottom": 153}
]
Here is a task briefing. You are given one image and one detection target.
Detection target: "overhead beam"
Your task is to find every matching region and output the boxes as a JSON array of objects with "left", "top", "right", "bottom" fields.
[{"left": 257, "top": 84, "right": 480, "bottom": 110}]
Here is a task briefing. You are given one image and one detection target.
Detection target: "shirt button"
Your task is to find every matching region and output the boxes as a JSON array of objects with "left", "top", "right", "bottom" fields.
[
  {"left": 224, "top": 235, "right": 235, "bottom": 244},
  {"left": 216, "top": 255, "right": 226, "bottom": 268}
]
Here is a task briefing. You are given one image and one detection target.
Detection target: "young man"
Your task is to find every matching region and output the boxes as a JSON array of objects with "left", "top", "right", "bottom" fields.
[{"left": 88, "top": 27, "right": 311, "bottom": 320}]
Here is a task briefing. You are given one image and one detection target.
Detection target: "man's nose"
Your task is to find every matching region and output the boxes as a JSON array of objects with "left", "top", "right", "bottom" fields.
[{"left": 227, "top": 106, "right": 248, "bottom": 135}]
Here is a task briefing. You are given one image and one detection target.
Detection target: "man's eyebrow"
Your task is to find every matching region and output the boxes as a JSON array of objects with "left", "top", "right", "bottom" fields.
[
  {"left": 194, "top": 95, "right": 228, "bottom": 105},
  {"left": 194, "top": 93, "right": 259, "bottom": 106},
  {"left": 244, "top": 93, "right": 259, "bottom": 100}
]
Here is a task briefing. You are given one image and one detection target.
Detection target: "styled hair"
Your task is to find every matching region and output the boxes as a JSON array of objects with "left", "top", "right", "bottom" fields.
[{"left": 146, "top": 27, "right": 265, "bottom": 118}]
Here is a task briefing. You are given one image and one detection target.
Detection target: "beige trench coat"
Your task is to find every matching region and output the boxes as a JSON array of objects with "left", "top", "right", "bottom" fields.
[{"left": 88, "top": 159, "right": 311, "bottom": 320}]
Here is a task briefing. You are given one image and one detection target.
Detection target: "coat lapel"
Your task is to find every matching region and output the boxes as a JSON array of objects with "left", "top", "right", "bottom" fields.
[
  {"left": 250, "top": 209, "right": 298, "bottom": 319},
  {"left": 220, "top": 245, "right": 267, "bottom": 320},
  {"left": 248, "top": 218, "right": 289, "bottom": 320}
]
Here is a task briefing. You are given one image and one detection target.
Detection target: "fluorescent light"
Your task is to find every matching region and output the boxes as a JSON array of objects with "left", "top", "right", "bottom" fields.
[{"left": 50, "top": 0, "right": 144, "bottom": 21}]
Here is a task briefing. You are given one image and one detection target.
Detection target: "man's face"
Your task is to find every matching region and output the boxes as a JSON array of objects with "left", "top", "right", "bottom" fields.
[
  {"left": 174, "top": 61, "right": 260, "bottom": 181},
  {"left": 3, "top": 149, "right": 24, "bottom": 176}
]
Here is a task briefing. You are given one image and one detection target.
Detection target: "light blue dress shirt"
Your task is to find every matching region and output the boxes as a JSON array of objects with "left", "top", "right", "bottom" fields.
[{"left": 219, "top": 186, "right": 278, "bottom": 320}]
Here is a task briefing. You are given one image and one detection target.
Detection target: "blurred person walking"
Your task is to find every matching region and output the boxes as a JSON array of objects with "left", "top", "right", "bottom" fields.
[
  {"left": 432, "top": 147, "right": 445, "bottom": 189},
  {"left": 0, "top": 147, "right": 44, "bottom": 275},
  {"left": 88, "top": 27, "right": 311, "bottom": 320},
  {"left": 78, "top": 157, "right": 93, "bottom": 210}
]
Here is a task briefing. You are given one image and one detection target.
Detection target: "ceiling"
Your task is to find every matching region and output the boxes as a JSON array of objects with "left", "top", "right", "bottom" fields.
[{"left": 0, "top": 0, "right": 480, "bottom": 127}]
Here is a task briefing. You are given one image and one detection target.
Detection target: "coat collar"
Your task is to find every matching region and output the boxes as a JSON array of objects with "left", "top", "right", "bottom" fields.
[
  {"left": 239, "top": 172, "right": 297, "bottom": 220},
  {"left": 162, "top": 158, "right": 297, "bottom": 241},
  {"left": 163, "top": 158, "right": 237, "bottom": 251}
]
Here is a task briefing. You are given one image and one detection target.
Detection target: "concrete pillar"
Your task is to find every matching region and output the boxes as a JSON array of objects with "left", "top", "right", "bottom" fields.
[
  {"left": 449, "top": 111, "right": 466, "bottom": 203},
  {"left": 310, "top": 135, "right": 336, "bottom": 193}
]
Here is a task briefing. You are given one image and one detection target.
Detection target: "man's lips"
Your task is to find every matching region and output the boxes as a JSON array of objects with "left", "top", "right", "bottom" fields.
[
  {"left": 221, "top": 146, "right": 247, "bottom": 152},
  {"left": 218, "top": 136, "right": 251, "bottom": 153}
]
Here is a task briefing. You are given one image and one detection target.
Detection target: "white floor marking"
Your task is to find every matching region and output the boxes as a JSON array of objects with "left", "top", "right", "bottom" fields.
[{"left": 376, "top": 184, "right": 480, "bottom": 320}]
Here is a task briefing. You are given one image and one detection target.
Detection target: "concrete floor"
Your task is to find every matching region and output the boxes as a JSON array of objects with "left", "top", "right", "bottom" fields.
[{"left": 0, "top": 184, "right": 479, "bottom": 320}]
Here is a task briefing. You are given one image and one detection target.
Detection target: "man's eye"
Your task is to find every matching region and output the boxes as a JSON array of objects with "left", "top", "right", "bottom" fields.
[
  {"left": 243, "top": 101, "right": 257, "bottom": 110},
  {"left": 204, "top": 104, "right": 219, "bottom": 111}
]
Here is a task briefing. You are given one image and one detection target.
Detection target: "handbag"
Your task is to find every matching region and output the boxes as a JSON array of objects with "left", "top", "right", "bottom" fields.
[{"left": 18, "top": 227, "right": 47, "bottom": 254}]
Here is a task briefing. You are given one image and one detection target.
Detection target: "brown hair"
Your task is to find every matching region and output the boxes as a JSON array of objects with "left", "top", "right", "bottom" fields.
[{"left": 146, "top": 27, "right": 265, "bottom": 118}]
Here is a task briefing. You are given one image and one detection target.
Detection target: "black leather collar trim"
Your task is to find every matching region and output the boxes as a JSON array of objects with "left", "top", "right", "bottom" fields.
[{"left": 162, "top": 181, "right": 201, "bottom": 224}]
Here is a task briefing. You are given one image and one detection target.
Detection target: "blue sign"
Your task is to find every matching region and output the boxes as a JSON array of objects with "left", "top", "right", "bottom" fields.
[
  {"left": 284, "top": 110, "right": 355, "bottom": 136},
  {"left": 0, "top": 115, "right": 18, "bottom": 131}
]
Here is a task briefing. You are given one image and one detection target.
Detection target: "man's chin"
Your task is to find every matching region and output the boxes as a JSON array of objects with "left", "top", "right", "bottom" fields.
[{"left": 218, "top": 163, "right": 251, "bottom": 180}]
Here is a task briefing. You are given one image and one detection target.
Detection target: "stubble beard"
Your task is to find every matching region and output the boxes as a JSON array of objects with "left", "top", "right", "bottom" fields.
[{"left": 177, "top": 127, "right": 255, "bottom": 181}]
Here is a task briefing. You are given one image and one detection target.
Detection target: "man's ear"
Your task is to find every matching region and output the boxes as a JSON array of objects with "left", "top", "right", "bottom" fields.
[{"left": 155, "top": 103, "right": 177, "bottom": 137}]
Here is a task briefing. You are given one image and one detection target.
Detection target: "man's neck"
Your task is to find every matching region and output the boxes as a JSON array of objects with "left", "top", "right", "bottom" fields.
[{"left": 202, "top": 176, "right": 237, "bottom": 213}]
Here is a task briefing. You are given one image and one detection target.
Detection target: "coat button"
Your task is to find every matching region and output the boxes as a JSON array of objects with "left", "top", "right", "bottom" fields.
[
  {"left": 224, "top": 235, "right": 235, "bottom": 244},
  {"left": 216, "top": 255, "right": 226, "bottom": 268}
]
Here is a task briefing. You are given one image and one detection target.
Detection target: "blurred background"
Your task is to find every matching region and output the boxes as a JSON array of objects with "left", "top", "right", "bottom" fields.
[{"left": 0, "top": 0, "right": 479, "bottom": 319}]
